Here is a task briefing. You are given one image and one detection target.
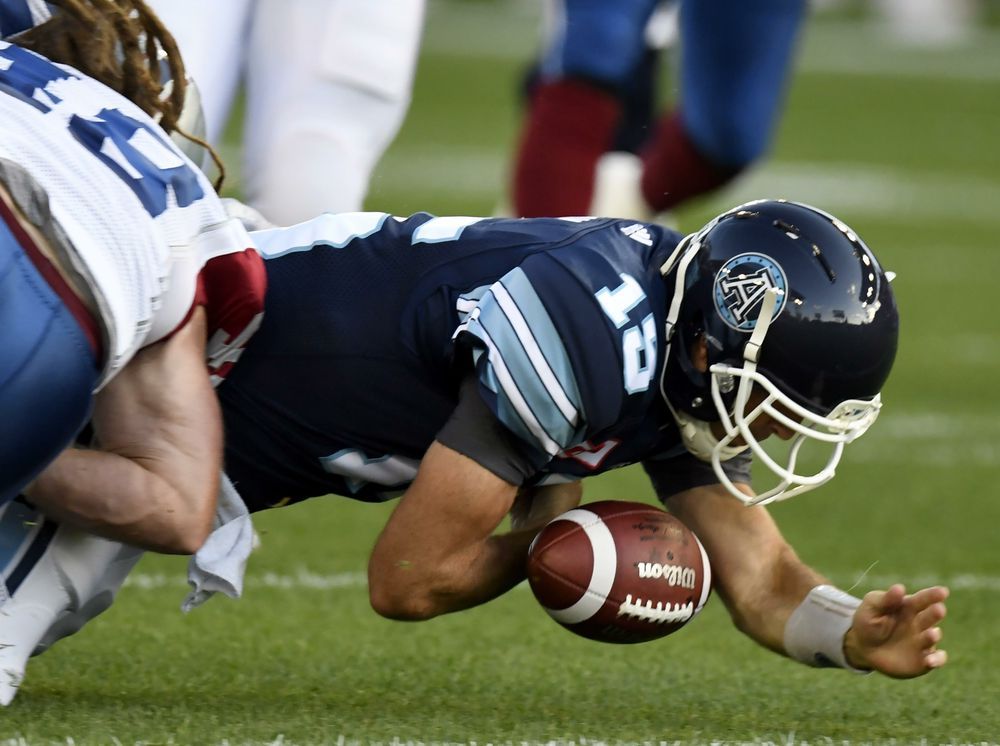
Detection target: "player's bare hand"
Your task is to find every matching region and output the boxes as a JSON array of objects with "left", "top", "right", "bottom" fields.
[{"left": 844, "top": 584, "right": 949, "bottom": 678}]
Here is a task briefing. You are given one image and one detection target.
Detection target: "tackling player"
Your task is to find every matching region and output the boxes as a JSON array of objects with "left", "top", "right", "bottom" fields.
[
  {"left": 0, "top": 201, "right": 947, "bottom": 703},
  {"left": 0, "top": 0, "right": 266, "bottom": 552},
  {"left": 512, "top": 0, "right": 807, "bottom": 220}
]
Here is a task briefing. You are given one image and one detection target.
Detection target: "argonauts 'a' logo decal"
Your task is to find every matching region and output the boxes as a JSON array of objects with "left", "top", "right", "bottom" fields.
[{"left": 713, "top": 253, "right": 788, "bottom": 332}]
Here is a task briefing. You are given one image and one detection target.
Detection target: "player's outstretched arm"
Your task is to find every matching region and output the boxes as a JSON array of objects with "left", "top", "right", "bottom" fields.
[
  {"left": 664, "top": 483, "right": 948, "bottom": 678},
  {"left": 368, "top": 441, "right": 558, "bottom": 621},
  {"left": 25, "top": 308, "right": 221, "bottom": 555}
]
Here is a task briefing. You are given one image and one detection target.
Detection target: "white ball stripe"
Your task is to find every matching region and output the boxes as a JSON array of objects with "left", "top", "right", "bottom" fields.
[
  {"left": 543, "top": 509, "right": 617, "bottom": 624},
  {"left": 693, "top": 532, "right": 712, "bottom": 614}
]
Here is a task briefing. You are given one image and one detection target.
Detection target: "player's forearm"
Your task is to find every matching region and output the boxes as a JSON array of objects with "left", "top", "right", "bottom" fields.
[
  {"left": 438, "top": 528, "right": 539, "bottom": 614},
  {"left": 719, "top": 544, "right": 828, "bottom": 656},
  {"left": 665, "top": 485, "right": 830, "bottom": 658},
  {"left": 25, "top": 448, "right": 217, "bottom": 554},
  {"left": 368, "top": 526, "right": 536, "bottom": 620},
  {"left": 368, "top": 441, "right": 529, "bottom": 620}
]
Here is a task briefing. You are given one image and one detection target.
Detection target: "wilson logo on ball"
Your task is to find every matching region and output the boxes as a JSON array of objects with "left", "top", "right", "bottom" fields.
[{"left": 635, "top": 562, "right": 697, "bottom": 589}]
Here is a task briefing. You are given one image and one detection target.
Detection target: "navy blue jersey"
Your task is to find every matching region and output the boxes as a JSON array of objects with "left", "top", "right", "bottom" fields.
[{"left": 219, "top": 213, "right": 696, "bottom": 510}]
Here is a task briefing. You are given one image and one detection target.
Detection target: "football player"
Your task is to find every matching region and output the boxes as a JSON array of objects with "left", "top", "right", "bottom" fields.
[
  {"left": 0, "top": 201, "right": 947, "bottom": 704},
  {"left": 0, "top": 1, "right": 266, "bottom": 551},
  {"left": 512, "top": 0, "right": 807, "bottom": 219}
]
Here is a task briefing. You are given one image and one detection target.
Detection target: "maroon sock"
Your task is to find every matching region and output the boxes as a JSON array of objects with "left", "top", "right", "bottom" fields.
[
  {"left": 512, "top": 79, "right": 621, "bottom": 217},
  {"left": 640, "top": 111, "right": 742, "bottom": 213}
]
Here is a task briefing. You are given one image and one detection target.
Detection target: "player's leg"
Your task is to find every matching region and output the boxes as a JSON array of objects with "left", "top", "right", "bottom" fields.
[
  {"left": 144, "top": 0, "right": 255, "bottom": 145},
  {"left": 243, "top": 0, "right": 426, "bottom": 224},
  {"left": 0, "top": 183, "right": 100, "bottom": 505},
  {"left": 639, "top": 0, "right": 808, "bottom": 213},
  {"left": 0, "top": 500, "right": 141, "bottom": 705},
  {"left": 511, "top": 0, "right": 661, "bottom": 218}
]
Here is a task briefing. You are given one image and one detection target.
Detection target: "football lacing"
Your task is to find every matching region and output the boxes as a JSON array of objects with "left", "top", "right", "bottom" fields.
[{"left": 617, "top": 594, "right": 694, "bottom": 624}]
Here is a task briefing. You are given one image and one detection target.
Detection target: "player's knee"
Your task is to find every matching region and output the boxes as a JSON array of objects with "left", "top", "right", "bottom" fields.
[{"left": 688, "top": 117, "right": 770, "bottom": 170}]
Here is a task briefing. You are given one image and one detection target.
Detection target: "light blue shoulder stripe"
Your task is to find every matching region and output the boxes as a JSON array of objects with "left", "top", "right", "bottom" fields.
[
  {"left": 498, "top": 268, "right": 583, "bottom": 424},
  {"left": 411, "top": 216, "right": 484, "bottom": 244},
  {"left": 468, "top": 321, "right": 561, "bottom": 456},
  {"left": 252, "top": 212, "right": 389, "bottom": 259},
  {"left": 461, "top": 268, "right": 584, "bottom": 455}
]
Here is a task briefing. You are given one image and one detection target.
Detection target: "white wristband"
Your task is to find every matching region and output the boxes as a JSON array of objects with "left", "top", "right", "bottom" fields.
[{"left": 783, "top": 584, "right": 866, "bottom": 672}]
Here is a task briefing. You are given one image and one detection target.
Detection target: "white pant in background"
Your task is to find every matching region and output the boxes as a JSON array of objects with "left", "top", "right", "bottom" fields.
[{"left": 149, "top": 0, "right": 427, "bottom": 222}]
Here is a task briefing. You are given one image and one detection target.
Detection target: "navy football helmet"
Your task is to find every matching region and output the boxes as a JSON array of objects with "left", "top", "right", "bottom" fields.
[{"left": 659, "top": 199, "right": 899, "bottom": 505}]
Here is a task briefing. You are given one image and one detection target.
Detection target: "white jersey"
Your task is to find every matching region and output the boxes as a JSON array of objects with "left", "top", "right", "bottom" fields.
[{"left": 0, "top": 40, "right": 254, "bottom": 386}]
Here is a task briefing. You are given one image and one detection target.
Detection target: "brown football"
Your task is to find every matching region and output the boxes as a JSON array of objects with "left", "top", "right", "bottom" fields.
[{"left": 527, "top": 500, "right": 712, "bottom": 644}]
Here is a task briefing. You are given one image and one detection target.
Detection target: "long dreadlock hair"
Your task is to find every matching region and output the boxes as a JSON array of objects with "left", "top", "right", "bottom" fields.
[{"left": 14, "top": 0, "right": 225, "bottom": 189}]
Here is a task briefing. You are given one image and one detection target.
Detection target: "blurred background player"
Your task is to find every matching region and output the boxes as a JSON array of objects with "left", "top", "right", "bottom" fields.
[
  {"left": 0, "top": 0, "right": 265, "bottom": 551},
  {"left": 0, "top": 201, "right": 948, "bottom": 704},
  {"left": 511, "top": 0, "right": 807, "bottom": 221},
  {"left": 144, "top": 0, "right": 426, "bottom": 224}
]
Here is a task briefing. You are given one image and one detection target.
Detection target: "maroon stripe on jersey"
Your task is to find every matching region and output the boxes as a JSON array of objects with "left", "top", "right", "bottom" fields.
[{"left": 0, "top": 196, "right": 103, "bottom": 361}]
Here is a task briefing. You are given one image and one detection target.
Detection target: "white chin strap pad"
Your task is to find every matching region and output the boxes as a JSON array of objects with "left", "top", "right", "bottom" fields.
[{"left": 672, "top": 408, "right": 748, "bottom": 463}]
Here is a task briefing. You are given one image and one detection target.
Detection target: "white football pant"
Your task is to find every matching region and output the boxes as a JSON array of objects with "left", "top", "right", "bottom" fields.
[
  {"left": 0, "top": 501, "right": 139, "bottom": 706},
  {"left": 147, "top": 0, "right": 426, "bottom": 223}
]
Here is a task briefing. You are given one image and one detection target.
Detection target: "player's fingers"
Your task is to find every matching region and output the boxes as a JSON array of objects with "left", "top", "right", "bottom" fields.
[
  {"left": 913, "top": 601, "right": 947, "bottom": 631},
  {"left": 924, "top": 648, "right": 948, "bottom": 669},
  {"left": 906, "top": 585, "right": 950, "bottom": 610},
  {"left": 867, "top": 584, "right": 905, "bottom": 613},
  {"left": 920, "top": 625, "right": 943, "bottom": 648}
]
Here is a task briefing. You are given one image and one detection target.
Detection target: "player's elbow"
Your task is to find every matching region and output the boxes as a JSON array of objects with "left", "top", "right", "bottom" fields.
[
  {"left": 369, "top": 589, "right": 436, "bottom": 621},
  {"left": 156, "top": 511, "right": 214, "bottom": 555},
  {"left": 367, "top": 559, "right": 462, "bottom": 621},
  {"left": 139, "top": 480, "right": 217, "bottom": 555},
  {"left": 367, "top": 577, "right": 442, "bottom": 621}
]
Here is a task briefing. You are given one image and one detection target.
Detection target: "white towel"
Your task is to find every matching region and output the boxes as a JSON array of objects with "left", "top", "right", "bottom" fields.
[{"left": 182, "top": 473, "right": 256, "bottom": 612}]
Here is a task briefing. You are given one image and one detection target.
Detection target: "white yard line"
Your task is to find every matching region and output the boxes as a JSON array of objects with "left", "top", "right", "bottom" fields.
[
  {"left": 123, "top": 570, "right": 1000, "bottom": 594},
  {"left": 3, "top": 737, "right": 998, "bottom": 746}
]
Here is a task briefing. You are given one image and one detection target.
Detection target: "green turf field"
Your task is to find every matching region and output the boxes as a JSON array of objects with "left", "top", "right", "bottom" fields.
[{"left": 5, "top": 2, "right": 1000, "bottom": 743}]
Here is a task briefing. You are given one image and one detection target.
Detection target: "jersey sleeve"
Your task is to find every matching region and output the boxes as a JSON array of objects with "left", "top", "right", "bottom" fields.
[
  {"left": 196, "top": 245, "right": 267, "bottom": 386},
  {"left": 452, "top": 253, "right": 628, "bottom": 464},
  {"left": 435, "top": 375, "right": 542, "bottom": 485}
]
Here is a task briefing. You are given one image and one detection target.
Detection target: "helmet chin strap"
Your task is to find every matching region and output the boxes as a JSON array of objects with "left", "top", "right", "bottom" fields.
[
  {"left": 662, "top": 288, "right": 787, "bottom": 470},
  {"left": 709, "top": 288, "right": 846, "bottom": 506},
  {"left": 658, "top": 233, "right": 699, "bottom": 402},
  {"left": 658, "top": 232, "right": 749, "bottom": 464},
  {"left": 668, "top": 406, "right": 750, "bottom": 462}
]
